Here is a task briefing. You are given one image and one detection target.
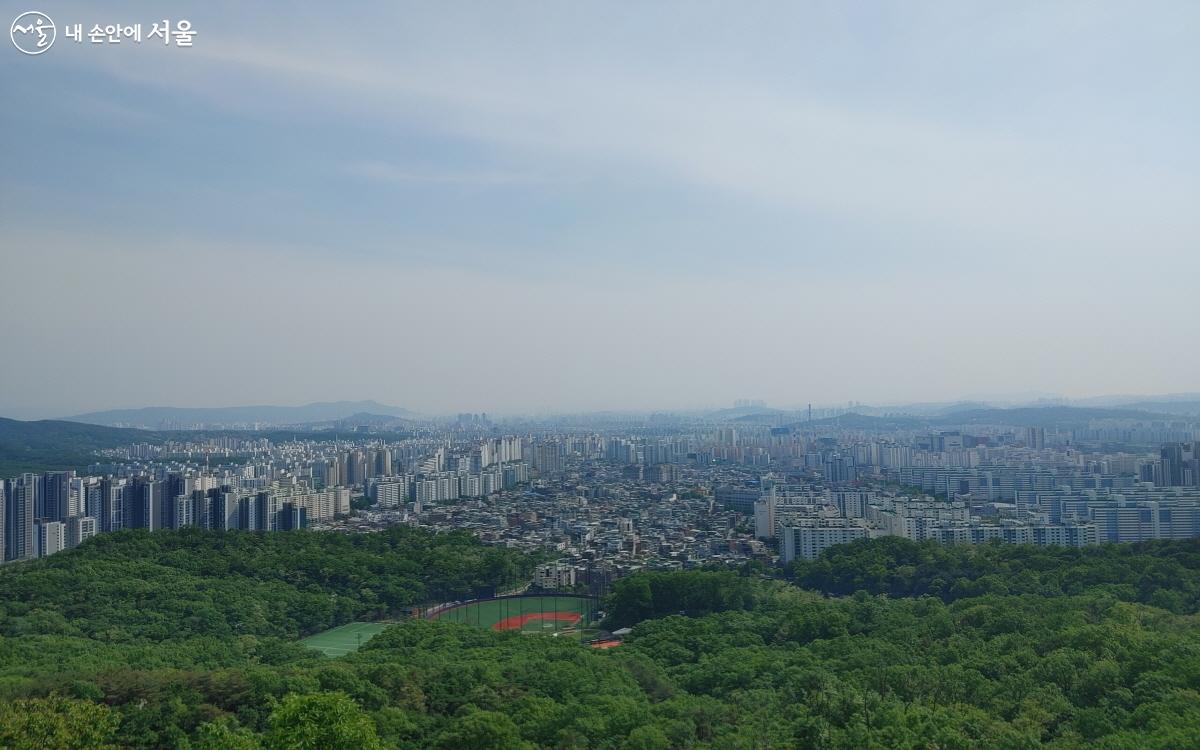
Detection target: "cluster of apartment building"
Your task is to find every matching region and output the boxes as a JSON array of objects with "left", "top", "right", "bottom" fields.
[
  {"left": 1, "top": 470, "right": 349, "bottom": 563},
  {"left": 743, "top": 477, "right": 1200, "bottom": 563},
  {"left": 5, "top": 433, "right": 544, "bottom": 564},
  {"left": 368, "top": 462, "right": 531, "bottom": 509}
]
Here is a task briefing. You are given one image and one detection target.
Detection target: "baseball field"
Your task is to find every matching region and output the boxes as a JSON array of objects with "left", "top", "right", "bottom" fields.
[{"left": 431, "top": 595, "right": 599, "bottom": 637}]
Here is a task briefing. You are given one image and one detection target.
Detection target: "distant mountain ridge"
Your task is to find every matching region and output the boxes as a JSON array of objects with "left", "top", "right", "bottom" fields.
[
  {"left": 64, "top": 400, "right": 416, "bottom": 429},
  {"left": 789, "top": 395, "right": 1200, "bottom": 421},
  {"left": 1110, "top": 400, "right": 1200, "bottom": 416},
  {"left": 928, "top": 405, "right": 1179, "bottom": 427},
  {"left": 787, "top": 413, "right": 926, "bottom": 430},
  {"left": 788, "top": 405, "right": 1190, "bottom": 432},
  {"left": 707, "top": 405, "right": 786, "bottom": 420},
  {"left": 1068, "top": 392, "right": 1200, "bottom": 408}
]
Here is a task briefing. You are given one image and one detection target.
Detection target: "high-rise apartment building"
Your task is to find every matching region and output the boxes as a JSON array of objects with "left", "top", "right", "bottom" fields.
[
  {"left": 98, "top": 478, "right": 126, "bottom": 532},
  {"left": 35, "top": 520, "right": 66, "bottom": 557},
  {"left": 4, "top": 474, "right": 38, "bottom": 562},
  {"left": 65, "top": 515, "right": 98, "bottom": 548},
  {"left": 42, "top": 471, "right": 74, "bottom": 521},
  {"left": 1026, "top": 427, "right": 1046, "bottom": 450},
  {"left": 1160, "top": 443, "right": 1198, "bottom": 487}
]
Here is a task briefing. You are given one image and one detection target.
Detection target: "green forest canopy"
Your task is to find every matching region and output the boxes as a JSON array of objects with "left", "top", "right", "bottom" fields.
[{"left": 3, "top": 530, "right": 1200, "bottom": 748}]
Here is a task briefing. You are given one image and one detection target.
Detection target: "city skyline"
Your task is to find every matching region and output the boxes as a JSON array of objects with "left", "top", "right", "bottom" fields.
[
  {"left": 4, "top": 1, "right": 1198, "bottom": 417},
  {"left": 8, "top": 408, "right": 1200, "bottom": 565}
]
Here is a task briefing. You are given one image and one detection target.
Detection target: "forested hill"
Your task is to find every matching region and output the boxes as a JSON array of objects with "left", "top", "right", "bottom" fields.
[
  {"left": 789, "top": 535, "right": 1200, "bottom": 612},
  {"left": 0, "top": 418, "right": 415, "bottom": 475},
  {"left": 0, "top": 417, "right": 156, "bottom": 475},
  {"left": 3, "top": 532, "right": 1200, "bottom": 748},
  {"left": 0, "top": 527, "right": 535, "bottom": 643}
]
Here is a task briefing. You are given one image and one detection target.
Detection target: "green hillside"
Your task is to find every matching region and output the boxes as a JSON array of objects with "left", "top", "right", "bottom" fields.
[
  {"left": 0, "top": 418, "right": 413, "bottom": 476},
  {"left": 0, "top": 417, "right": 158, "bottom": 475},
  {"left": 2, "top": 531, "right": 1200, "bottom": 747}
]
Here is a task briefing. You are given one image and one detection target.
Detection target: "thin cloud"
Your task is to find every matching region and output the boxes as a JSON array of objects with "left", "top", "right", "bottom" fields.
[
  {"left": 2, "top": 3, "right": 1197, "bottom": 414},
  {"left": 343, "top": 161, "right": 544, "bottom": 187},
  {"left": 76, "top": 20, "right": 1199, "bottom": 266}
]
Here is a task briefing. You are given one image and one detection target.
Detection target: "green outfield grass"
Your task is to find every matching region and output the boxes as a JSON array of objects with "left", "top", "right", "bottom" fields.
[
  {"left": 300, "top": 621, "right": 391, "bottom": 657},
  {"left": 433, "top": 595, "right": 598, "bottom": 636}
]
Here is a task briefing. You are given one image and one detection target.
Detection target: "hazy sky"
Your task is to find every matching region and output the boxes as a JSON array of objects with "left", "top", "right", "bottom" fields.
[{"left": 2, "top": 1, "right": 1198, "bottom": 418}]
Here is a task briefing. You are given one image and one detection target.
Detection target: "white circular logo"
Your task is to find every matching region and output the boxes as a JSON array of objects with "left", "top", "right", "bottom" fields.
[{"left": 10, "top": 11, "right": 55, "bottom": 55}]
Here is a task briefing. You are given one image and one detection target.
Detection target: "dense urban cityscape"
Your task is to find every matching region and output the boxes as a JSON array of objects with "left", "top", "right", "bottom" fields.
[{"left": 9, "top": 404, "right": 1200, "bottom": 590}]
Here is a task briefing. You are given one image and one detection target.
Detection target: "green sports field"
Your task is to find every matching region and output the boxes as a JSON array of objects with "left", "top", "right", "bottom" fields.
[
  {"left": 433, "top": 595, "right": 598, "bottom": 636},
  {"left": 300, "top": 622, "right": 391, "bottom": 656}
]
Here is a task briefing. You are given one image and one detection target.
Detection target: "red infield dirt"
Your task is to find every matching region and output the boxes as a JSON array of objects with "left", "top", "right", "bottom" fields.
[{"left": 492, "top": 611, "right": 582, "bottom": 631}]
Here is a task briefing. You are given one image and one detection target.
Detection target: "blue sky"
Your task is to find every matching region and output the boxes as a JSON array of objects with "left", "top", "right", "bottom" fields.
[{"left": 2, "top": 1, "right": 1198, "bottom": 416}]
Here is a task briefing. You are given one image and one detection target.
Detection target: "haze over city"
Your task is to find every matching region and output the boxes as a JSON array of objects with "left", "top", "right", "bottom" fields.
[
  {"left": 8, "top": 4, "right": 1200, "bottom": 748},
  {"left": 3, "top": 1, "right": 1198, "bottom": 417}
]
